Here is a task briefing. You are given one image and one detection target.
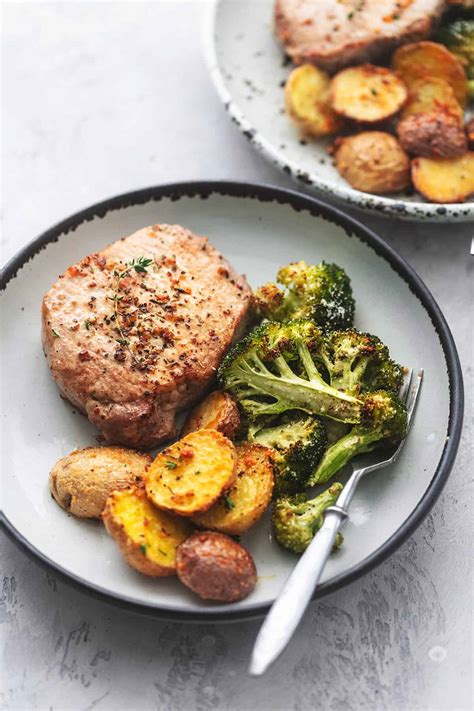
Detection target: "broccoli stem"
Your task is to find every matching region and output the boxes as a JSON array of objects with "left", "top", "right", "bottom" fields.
[
  {"left": 331, "top": 358, "right": 369, "bottom": 393},
  {"left": 241, "top": 366, "right": 361, "bottom": 422},
  {"left": 309, "top": 431, "right": 379, "bottom": 485}
]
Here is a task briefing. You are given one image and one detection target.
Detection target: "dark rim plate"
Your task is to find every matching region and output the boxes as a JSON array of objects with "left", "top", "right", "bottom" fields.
[{"left": 0, "top": 181, "right": 464, "bottom": 621}]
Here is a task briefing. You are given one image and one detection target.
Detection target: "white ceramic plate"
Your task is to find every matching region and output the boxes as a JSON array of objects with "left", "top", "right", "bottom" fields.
[
  {"left": 206, "top": 0, "right": 474, "bottom": 222},
  {"left": 0, "top": 182, "right": 463, "bottom": 620}
]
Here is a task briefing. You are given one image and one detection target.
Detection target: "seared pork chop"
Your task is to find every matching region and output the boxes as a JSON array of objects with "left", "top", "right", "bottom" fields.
[
  {"left": 42, "top": 225, "right": 251, "bottom": 448},
  {"left": 275, "top": 0, "right": 446, "bottom": 71}
]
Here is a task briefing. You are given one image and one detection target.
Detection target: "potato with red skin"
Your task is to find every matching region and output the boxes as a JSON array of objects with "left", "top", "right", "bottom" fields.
[
  {"left": 176, "top": 531, "right": 257, "bottom": 602},
  {"left": 397, "top": 110, "right": 468, "bottom": 158},
  {"left": 334, "top": 132, "right": 410, "bottom": 194}
]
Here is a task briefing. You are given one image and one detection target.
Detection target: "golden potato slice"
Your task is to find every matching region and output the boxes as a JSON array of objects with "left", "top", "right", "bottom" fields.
[
  {"left": 191, "top": 443, "right": 274, "bottom": 535},
  {"left": 102, "top": 486, "right": 192, "bottom": 576},
  {"left": 397, "top": 110, "right": 467, "bottom": 158},
  {"left": 181, "top": 391, "right": 240, "bottom": 439},
  {"left": 330, "top": 65, "right": 407, "bottom": 123},
  {"left": 145, "top": 429, "right": 237, "bottom": 516},
  {"left": 411, "top": 153, "right": 474, "bottom": 203},
  {"left": 49, "top": 446, "right": 151, "bottom": 518},
  {"left": 335, "top": 132, "right": 410, "bottom": 194},
  {"left": 401, "top": 78, "right": 463, "bottom": 121},
  {"left": 392, "top": 42, "right": 468, "bottom": 108},
  {"left": 285, "top": 64, "right": 343, "bottom": 137}
]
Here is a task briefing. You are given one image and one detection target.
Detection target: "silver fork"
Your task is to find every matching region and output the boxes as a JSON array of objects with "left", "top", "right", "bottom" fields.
[{"left": 249, "top": 368, "right": 423, "bottom": 676}]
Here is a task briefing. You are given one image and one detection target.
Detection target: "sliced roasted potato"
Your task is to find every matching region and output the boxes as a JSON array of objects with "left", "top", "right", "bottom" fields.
[
  {"left": 392, "top": 41, "right": 468, "bottom": 108},
  {"left": 192, "top": 443, "right": 274, "bottom": 535},
  {"left": 335, "top": 132, "right": 410, "bottom": 194},
  {"left": 176, "top": 531, "right": 257, "bottom": 602},
  {"left": 285, "top": 64, "right": 343, "bottom": 137},
  {"left": 400, "top": 78, "right": 463, "bottom": 121},
  {"left": 145, "top": 429, "right": 237, "bottom": 517},
  {"left": 397, "top": 110, "right": 468, "bottom": 158},
  {"left": 49, "top": 446, "right": 151, "bottom": 518},
  {"left": 330, "top": 65, "right": 407, "bottom": 123},
  {"left": 102, "top": 486, "right": 192, "bottom": 576},
  {"left": 412, "top": 153, "right": 474, "bottom": 203},
  {"left": 181, "top": 391, "right": 240, "bottom": 439}
]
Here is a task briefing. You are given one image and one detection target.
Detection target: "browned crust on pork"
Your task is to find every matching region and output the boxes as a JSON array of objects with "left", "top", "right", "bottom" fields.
[{"left": 42, "top": 225, "right": 251, "bottom": 448}]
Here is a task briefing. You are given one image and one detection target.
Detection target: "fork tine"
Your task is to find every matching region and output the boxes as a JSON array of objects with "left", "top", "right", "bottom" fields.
[
  {"left": 405, "top": 368, "right": 423, "bottom": 432},
  {"left": 388, "top": 369, "right": 423, "bottom": 466},
  {"left": 399, "top": 368, "right": 413, "bottom": 404}
]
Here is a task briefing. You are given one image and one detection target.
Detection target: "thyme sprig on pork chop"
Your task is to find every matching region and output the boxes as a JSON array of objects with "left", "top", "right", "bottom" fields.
[{"left": 111, "top": 256, "right": 154, "bottom": 366}]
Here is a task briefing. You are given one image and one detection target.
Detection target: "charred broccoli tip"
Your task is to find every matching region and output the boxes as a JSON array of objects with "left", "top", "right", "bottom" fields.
[
  {"left": 253, "top": 260, "right": 355, "bottom": 332},
  {"left": 318, "top": 329, "right": 404, "bottom": 395}
]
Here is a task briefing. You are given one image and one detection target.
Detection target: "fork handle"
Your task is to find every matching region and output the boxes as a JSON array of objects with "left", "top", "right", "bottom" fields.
[{"left": 249, "top": 505, "right": 348, "bottom": 676}]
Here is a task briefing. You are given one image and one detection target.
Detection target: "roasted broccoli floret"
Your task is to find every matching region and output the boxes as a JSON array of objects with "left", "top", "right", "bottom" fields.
[
  {"left": 218, "top": 319, "right": 362, "bottom": 423},
  {"left": 272, "top": 483, "right": 344, "bottom": 553},
  {"left": 309, "top": 390, "right": 408, "bottom": 485},
  {"left": 248, "top": 411, "right": 328, "bottom": 494},
  {"left": 317, "top": 329, "right": 404, "bottom": 395},
  {"left": 253, "top": 260, "right": 355, "bottom": 332},
  {"left": 436, "top": 19, "right": 474, "bottom": 99}
]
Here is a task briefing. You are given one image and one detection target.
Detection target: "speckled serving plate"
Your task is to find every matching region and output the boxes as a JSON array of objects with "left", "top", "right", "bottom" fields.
[
  {"left": 0, "top": 182, "right": 463, "bottom": 621},
  {"left": 205, "top": 0, "right": 474, "bottom": 222}
]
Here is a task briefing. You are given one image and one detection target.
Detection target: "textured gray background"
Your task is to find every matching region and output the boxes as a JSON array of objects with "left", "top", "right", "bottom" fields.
[{"left": 1, "top": 3, "right": 473, "bottom": 710}]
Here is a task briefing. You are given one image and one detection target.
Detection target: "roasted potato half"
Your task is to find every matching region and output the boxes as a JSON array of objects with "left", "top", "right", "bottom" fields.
[
  {"left": 397, "top": 110, "right": 467, "bottom": 158},
  {"left": 334, "top": 132, "right": 410, "bottom": 194},
  {"left": 49, "top": 446, "right": 151, "bottom": 518},
  {"left": 145, "top": 429, "right": 237, "bottom": 517},
  {"left": 392, "top": 41, "right": 468, "bottom": 108},
  {"left": 176, "top": 531, "right": 257, "bottom": 602},
  {"left": 285, "top": 64, "right": 343, "bottom": 137},
  {"left": 397, "top": 75, "right": 466, "bottom": 158},
  {"left": 102, "top": 486, "right": 193, "bottom": 576},
  {"left": 192, "top": 443, "right": 274, "bottom": 535},
  {"left": 330, "top": 65, "right": 407, "bottom": 123},
  {"left": 411, "top": 153, "right": 474, "bottom": 203},
  {"left": 181, "top": 391, "right": 240, "bottom": 439},
  {"left": 401, "top": 78, "right": 463, "bottom": 121}
]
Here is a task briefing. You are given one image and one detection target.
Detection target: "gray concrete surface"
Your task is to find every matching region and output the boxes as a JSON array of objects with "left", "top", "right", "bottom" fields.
[{"left": 1, "top": 3, "right": 473, "bottom": 710}]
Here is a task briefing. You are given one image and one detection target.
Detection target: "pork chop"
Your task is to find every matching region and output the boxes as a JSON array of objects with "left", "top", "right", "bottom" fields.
[
  {"left": 275, "top": 0, "right": 446, "bottom": 71},
  {"left": 42, "top": 225, "right": 252, "bottom": 448}
]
